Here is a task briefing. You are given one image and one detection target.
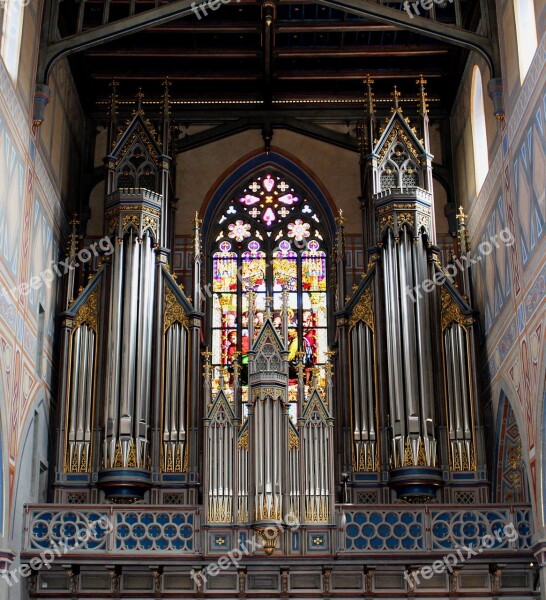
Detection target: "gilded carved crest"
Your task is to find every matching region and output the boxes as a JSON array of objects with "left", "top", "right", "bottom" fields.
[
  {"left": 164, "top": 286, "right": 189, "bottom": 332},
  {"left": 349, "top": 287, "right": 374, "bottom": 331}
]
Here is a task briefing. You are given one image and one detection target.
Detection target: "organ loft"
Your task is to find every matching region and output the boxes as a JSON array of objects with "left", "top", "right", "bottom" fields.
[{"left": 17, "top": 74, "right": 535, "bottom": 597}]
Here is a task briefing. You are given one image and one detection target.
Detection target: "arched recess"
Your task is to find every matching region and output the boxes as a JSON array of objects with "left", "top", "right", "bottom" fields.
[
  {"left": 493, "top": 392, "right": 531, "bottom": 504},
  {"left": 10, "top": 396, "right": 49, "bottom": 544}
]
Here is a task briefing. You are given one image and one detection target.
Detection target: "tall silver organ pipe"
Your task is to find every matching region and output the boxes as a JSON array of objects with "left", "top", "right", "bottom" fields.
[
  {"left": 382, "top": 227, "right": 436, "bottom": 468},
  {"left": 162, "top": 323, "right": 188, "bottom": 472},
  {"left": 444, "top": 322, "right": 474, "bottom": 470},
  {"left": 204, "top": 377, "right": 236, "bottom": 524},
  {"left": 350, "top": 320, "right": 377, "bottom": 471},
  {"left": 253, "top": 393, "right": 283, "bottom": 521},
  {"left": 66, "top": 322, "right": 96, "bottom": 472},
  {"left": 103, "top": 229, "right": 156, "bottom": 469},
  {"left": 301, "top": 397, "right": 331, "bottom": 523}
]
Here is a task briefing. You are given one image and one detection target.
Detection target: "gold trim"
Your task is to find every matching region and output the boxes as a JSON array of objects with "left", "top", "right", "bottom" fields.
[
  {"left": 164, "top": 286, "right": 189, "bottom": 332},
  {"left": 349, "top": 287, "right": 374, "bottom": 331},
  {"left": 377, "top": 123, "right": 420, "bottom": 162},
  {"left": 289, "top": 428, "right": 299, "bottom": 450},
  {"left": 73, "top": 289, "right": 99, "bottom": 331},
  {"left": 440, "top": 288, "right": 473, "bottom": 331}
]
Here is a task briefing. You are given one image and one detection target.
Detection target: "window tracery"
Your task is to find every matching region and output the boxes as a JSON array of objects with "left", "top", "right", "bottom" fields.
[{"left": 210, "top": 170, "right": 330, "bottom": 413}]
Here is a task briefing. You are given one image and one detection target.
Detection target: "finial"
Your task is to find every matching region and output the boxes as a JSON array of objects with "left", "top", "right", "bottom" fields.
[
  {"left": 416, "top": 74, "right": 429, "bottom": 116},
  {"left": 108, "top": 79, "right": 119, "bottom": 120},
  {"left": 161, "top": 77, "right": 171, "bottom": 120},
  {"left": 456, "top": 206, "right": 466, "bottom": 223},
  {"left": 391, "top": 85, "right": 401, "bottom": 112},
  {"left": 193, "top": 211, "right": 202, "bottom": 227},
  {"left": 364, "top": 74, "right": 375, "bottom": 116},
  {"left": 136, "top": 87, "right": 145, "bottom": 114},
  {"left": 335, "top": 208, "right": 345, "bottom": 227},
  {"left": 265, "top": 296, "right": 273, "bottom": 319},
  {"left": 67, "top": 213, "right": 80, "bottom": 257}
]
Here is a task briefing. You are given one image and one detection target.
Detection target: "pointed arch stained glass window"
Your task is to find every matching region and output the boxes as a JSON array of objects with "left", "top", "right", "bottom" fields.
[{"left": 210, "top": 170, "right": 330, "bottom": 410}]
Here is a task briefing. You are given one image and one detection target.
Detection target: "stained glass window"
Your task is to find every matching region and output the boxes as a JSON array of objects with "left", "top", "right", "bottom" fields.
[{"left": 210, "top": 170, "right": 330, "bottom": 413}]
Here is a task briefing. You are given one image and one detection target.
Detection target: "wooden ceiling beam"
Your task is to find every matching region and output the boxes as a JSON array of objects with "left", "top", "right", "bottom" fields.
[
  {"left": 277, "top": 45, "right": 449, "bottom": 57},
  {"left": 140, "top": 21, "right": 400, "bottom": 33},
  {"left": 88, "top": 68, "right": 444, "bottom": 80},
  {"left": 85, "top": 45, "right": 448, "bottom": 58},
  {"left": 86, "top": 49, "right": 261, "bottom": 58}
]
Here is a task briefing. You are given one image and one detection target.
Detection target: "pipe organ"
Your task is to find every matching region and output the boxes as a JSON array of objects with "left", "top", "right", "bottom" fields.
[{"left": 53, "top": 78, "right": 486, "bottom": 555}]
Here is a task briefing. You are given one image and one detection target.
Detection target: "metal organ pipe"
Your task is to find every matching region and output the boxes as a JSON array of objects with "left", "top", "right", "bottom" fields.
[
  {"left": 66, "top": 324, "right": 96, "bottom": 471},
  {"left": 382, "top": 226, "right": 438, "bottom": 468},
  {"left": 444, "top": 323, "right": 473, "bottom": 468}
]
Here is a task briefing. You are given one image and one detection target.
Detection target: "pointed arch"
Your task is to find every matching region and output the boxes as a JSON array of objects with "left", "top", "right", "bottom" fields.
[
  {"left": 471, "top": 66, "right": 489, "bottom": 194},
  {"left": 201, "top": 150, "right": 336, "bottom": 242},
  {"left": 493, "top": 392, "right": 531, "bottom": 504}
]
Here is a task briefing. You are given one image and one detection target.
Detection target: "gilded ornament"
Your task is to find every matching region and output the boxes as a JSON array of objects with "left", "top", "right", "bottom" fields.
[
  {"left": 238, "top": 429, "right": 249, "bottom": 450},
  {"left": 122, "top": 214, "right": 140, "bottom": 232},
  {"left": 349, "top": 287, "right": 374, "bottom": 331},
  {"left": 127, "top": 439, "right": 137, "bottom": 467},
  {"left": 164, "top": 286, "right": 189, "bottom": 332},
  {"left": 379, "top": 215, "right": 394, "bottom": 232},
  {"left": 114, "top": 440, "right": 123, "bottom": 467},
  {"left": 73, "top": 289, "right": 99, "bottom": 332},
  {"left": 289, "top": 428, "right": 300, "bottom": 450},
  {"left": 142, "top": 215, "right": 158, "bottom": 238},
  {"left": 403, "top": 438, "right": 414, "bottom": 467},
  {"left": 441, "top": 288, "right": 473, "bottom": 330},
  {"left": 397, "top": 212, "right": 414, "bottom": 228}
]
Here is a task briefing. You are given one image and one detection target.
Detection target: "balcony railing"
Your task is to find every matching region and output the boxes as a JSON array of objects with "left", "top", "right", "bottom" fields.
[{"left": 22, "top": 503, "right": 533, "bottom": 559}]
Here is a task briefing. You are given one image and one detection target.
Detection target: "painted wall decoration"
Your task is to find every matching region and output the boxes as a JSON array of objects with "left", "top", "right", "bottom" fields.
[
  {"left": 474, "top": 194, "right": 513, "bottom": 333},
  {"left": 513, "top": 89, "right": 545, "bottom": 269}
]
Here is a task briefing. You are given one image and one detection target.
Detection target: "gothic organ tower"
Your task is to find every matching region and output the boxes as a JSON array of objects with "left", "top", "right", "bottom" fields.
[
  {"left": 337, "top": 76, "right": 486, "bottom": 503},
  {"left": 54, "top": 83, "right": 203, "bottom": 505}
]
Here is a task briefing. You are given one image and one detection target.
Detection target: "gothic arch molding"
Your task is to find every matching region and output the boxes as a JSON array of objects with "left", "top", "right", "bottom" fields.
[
  {"left": 200, "top": 148, "right": 337, "bottom": 244},
  {"left": 490, "top": 376, "right": 537, "bottom": 515},
  {"left": 493, "top": 391, "right": 531, "bottom": 505}
]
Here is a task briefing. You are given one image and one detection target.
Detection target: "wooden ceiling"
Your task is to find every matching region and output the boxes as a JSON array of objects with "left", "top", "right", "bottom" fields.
[{"left": 52, "top": 0, "right": 485, "bottom": 118}]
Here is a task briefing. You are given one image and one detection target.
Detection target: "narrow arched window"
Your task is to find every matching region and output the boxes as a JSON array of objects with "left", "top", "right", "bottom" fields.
[
  {"left": 471, "top": 66, "right": 489, "bottom": 194},
  {"left": 513, "top": 0, "right": 538, "bottom": 82},
  {"left": 1, "top": 0, "right": 25, "bottom": 81}
]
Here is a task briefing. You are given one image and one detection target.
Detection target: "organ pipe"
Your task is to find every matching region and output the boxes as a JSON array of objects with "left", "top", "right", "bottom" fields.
[
  {"left": 382, "top": 227, "right": 437, "bottom": 468},
  {"left": 103, "top": 229, "right": 156, "bottom": 470},
  {"left": 66, "top": 323, "right": 96, "bottom": 472}
]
